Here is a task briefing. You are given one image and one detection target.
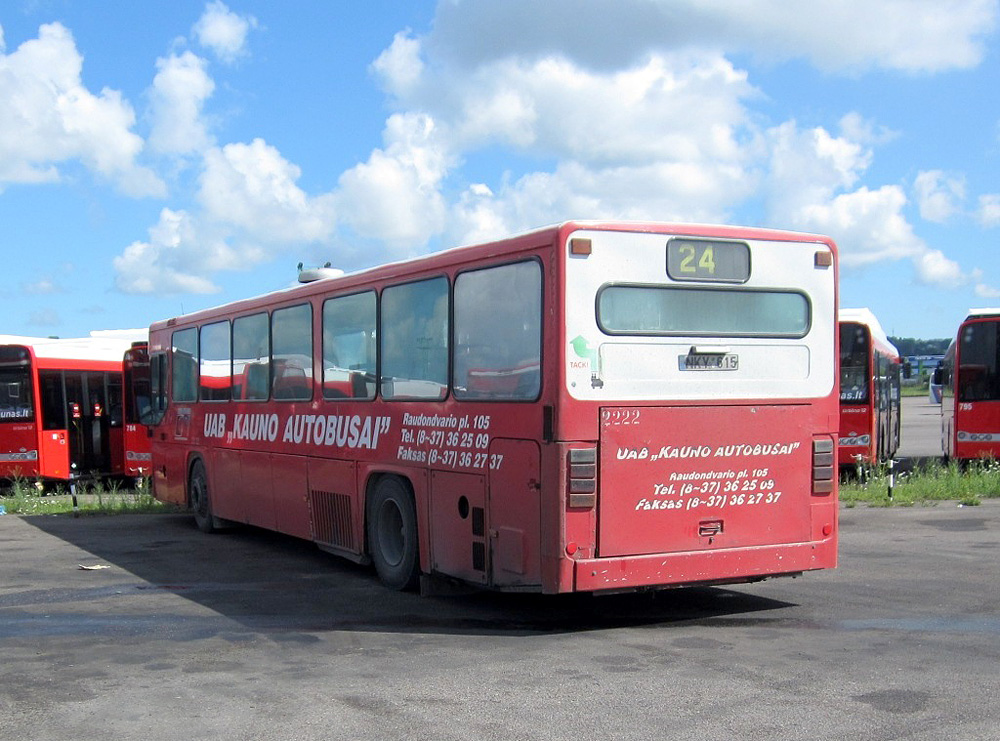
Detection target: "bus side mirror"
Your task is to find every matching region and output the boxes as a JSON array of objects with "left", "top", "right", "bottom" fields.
[{"left": 931, "top": 368, "right": 942, "bottom": 385}]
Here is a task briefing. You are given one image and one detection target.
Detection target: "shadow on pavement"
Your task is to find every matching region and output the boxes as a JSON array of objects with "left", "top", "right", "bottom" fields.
[{"left": 17, "top": 513, "right": 797, "bottom": 638}]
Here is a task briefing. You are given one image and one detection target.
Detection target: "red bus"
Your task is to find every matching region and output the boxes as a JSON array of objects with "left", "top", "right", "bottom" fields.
[
  {"left": 122, "top": 343, "right": 154, "bottom": 477},
  {"left": 0, "top": 335, "right": 150, "bottom": 483},
  {"left": 837, "top": 308, "right": 901, "bottom": 471},
  {"left": 140, "top": 221, "right": 839, "bottom": 593},
  {"left": 940, "top": 308, "right": 1000, "bottom": 462}
]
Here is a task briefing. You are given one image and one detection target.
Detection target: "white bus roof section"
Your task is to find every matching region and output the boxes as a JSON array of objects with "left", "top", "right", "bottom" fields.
[
  {"left": 839, "top": 308, "right": 897, "bottom": 354},
  {"left": 0, "top": 330, "right": 147, "bottom": 363},
  {"left": 965, "top": 308, "right": 1000, "bottom": 320}
]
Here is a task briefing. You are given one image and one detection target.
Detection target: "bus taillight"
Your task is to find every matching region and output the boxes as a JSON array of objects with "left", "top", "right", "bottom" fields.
[
  {"left": 568, "top": 447, "right": 597, "bottom": 508},
  {"left": 812, "top": 438, "right": 835, "bottom": 494}
]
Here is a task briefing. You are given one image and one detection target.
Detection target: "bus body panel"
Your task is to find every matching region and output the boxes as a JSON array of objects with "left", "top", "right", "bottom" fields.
[
  {"left": 0, "top": 423, "right": 43, "bottom": 479},
  {"left": 142, "top": 221, "right": 838, "bottom": 594},
  {"left": 598, "top": 403, "right": 815, "bottom": 558}
]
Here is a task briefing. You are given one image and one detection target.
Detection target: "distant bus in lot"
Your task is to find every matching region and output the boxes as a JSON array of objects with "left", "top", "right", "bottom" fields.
[
  {"left": 838, "top": 308, "right": 901, "bottom": 471},
  {"left": 138, "top": 221, "right": 839, "bottom": 594},
  {"left": 939, "top": 308, "right": 1000, "bottom": 462},
  {"left": 0, "top": 335, "right": 150, "bottom": 483}
]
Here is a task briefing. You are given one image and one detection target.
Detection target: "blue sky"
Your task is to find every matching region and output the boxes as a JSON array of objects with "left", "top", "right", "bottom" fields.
[{"left": 1, "top": 0, "right": 998, "bottom": 341}]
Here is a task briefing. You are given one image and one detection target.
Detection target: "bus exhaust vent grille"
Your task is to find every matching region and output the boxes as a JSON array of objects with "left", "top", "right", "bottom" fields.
[{"left": 310, "top": 490, "right": 355, "bottom": 551}]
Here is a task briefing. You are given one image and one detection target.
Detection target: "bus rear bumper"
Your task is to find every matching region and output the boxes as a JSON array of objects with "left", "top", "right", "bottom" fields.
[{"left": 569, "top": 539, "right": 837, "bottom": 594}]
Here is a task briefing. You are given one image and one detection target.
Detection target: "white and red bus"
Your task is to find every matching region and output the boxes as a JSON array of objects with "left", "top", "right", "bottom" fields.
[
  {"left": 939, "top": 308, "right": 1000, "bottom": 462},
  {"left": 0, "top": 334, "right": 150, "bottom": 483},
  {"left": 837, "top": 308, "right": 901, "bottom": 471},
  {"left": 140, "top": 221, "right": 839, "bottom": 593}
]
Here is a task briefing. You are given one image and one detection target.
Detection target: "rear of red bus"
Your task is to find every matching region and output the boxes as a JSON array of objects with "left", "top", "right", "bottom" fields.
[
  {"left": 122, "top": 344, "right": 153, "bottom": 477},
  {"left": 942, "top": 313, "right": 1000, "bottom": 461},
  {"left": 548, "top": 224, "right": 838, "bottom": 593},
  {"left": 0, "top": 345, "right": 71, "bottom": 480},
  {"left": 838, "top": 320, "right": 874, "bottom": 469}
]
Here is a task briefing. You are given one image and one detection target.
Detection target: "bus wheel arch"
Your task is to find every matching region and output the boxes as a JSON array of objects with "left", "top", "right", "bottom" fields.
[
  {"left": 365, "top": 473, "right": 420, "bottom": 591},
  {"left": 187, "top": 456, "right": 216, "bottom": 534}
]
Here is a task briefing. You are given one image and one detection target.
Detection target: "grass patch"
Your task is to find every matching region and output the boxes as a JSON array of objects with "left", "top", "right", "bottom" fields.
[
  {"left": 840, "top": 458, "right": 1000, "bottom": 507},
  {"left": 1, "top": 476, "right": 179, "bottom": 516}
]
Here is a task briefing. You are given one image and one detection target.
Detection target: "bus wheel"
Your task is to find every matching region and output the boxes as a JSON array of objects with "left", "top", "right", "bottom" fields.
[
  {"left": 189, "top": 460, "right": 216, "bottom": 534},
  {"left": 367, "top": 476, "right": 419, "bottom": 590}
]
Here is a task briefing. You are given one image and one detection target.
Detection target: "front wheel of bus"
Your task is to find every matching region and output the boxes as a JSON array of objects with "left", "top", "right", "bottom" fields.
[
  {"left": 367, "top": 476, "right": 420, "bottom": 590},
  {"left": 189, "top": 460, "right": 216, "bottom": 534}
]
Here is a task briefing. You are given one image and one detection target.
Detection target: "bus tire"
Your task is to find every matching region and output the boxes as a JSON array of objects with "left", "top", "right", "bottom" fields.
[
  {"left": 367, "top": 476, "right": 420, "bottom": 591},
  {"left": 189, "top": 459, "right": 216, "bottom": 534}
]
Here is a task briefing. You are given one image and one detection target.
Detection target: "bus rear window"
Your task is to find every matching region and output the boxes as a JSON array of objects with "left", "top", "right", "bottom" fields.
[{"left": 597, "top": 285, "right": 810, "bottom": 337}]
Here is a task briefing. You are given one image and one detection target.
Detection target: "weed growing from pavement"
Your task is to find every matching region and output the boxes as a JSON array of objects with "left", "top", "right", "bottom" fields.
[
  {"left": 840, "top": 458, "right": 1000, "bottom": 507},
  {"left": 1, "top": 476, "right": 178, "bottom": 516}
]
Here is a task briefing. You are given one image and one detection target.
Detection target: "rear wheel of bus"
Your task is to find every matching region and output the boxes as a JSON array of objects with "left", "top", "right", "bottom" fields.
[
  {"left": 367, "top": 475, "right": 419, "bottom": 590},
  {"left": 189, "top": 459, "right": 216, "bottom": 534}
]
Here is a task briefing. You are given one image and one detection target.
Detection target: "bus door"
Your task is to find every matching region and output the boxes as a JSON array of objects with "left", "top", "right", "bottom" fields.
[
  {"left": 37, "top": 371, "right": 70, "bottom": 479},
  {"left": 62, "top": 371, "right": 112, "bottom": 476}
]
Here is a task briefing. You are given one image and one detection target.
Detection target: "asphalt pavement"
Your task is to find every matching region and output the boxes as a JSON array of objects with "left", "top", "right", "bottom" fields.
[
  {"left": 2, "top": 502, "right": 999, "bottom": 740},
  {"left": 897, "top": 393, "right": 943, "bottom": 461}
]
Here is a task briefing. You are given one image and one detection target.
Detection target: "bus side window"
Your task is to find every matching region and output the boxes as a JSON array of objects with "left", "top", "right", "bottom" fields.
[
  {"left": 233, "top": 313, "right": 270, "bottom": 401},
  {"left": 323, "top": 291, "right": 377, "bottom": 400},
  {"left": 454, "top": 260, "right": 542, "bottom": 400},
  {"left": 271, "top": 304, "right": 313, "bottom": 401},
  {"left": 171, "top": 328, "right": 198, "bottom": 403},
  {"left": 381, "top": 277, "right": 449, "bottom": 400}
]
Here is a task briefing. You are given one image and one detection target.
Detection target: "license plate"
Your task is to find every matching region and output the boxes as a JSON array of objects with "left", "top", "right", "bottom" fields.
[{"left": 679, "top": 353, "right": 739, "bottom": 371}]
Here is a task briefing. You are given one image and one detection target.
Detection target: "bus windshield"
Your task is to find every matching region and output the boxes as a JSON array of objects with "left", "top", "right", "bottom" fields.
[
  {"left": 959, "top": 321, "right": 1000, "bottom": 402},
  {"left": 839, "top": 322, "right": 869, "bottom": 403},
  {"left": 0, "top": 367, "right": 34, "bottom": 422}
]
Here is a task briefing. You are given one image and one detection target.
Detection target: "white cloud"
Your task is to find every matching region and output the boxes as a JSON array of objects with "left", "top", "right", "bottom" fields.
[
  {"left": 429, "top": 0, "right": 998, "bottom": 74},
  {"left": 978, "top": 194, "right": 1000, "bottom": 227},
  {"left": 22, "top": 279, "right": 60, "bottom": 295},
  {"left": 975, "top": 282, "right": 1000, "bottom": 299},
  {"left": 192, "top": 1, "right": 257, "bottom": 65},
  {"left": 335, "top": 113, "right": 451, "bottom": 251},
  {"left": 762, "top": 121, "right": 974, "bottom": 289},
  {"left": 113, "top": 209, "right": 226, "bottom": 294},
  {"left": 914, "top": 170, "right": 966, "bottom": 223},
  {"left": 115, "top": 140, "right": 339, "bottom": 294},
  {"left": 372, "top": 31, "right": 425, "bottom": 100},
  {"left": 147, "top": 51, "right": 215, "bottom": 155},
  {"left": 199, "top": 139, "right": 336, "bottom": 243},
  {"left": 0, "top": 23, "right": 165, "bottom": 196}
]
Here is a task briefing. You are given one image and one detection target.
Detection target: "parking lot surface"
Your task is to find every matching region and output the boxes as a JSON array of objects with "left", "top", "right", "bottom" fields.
[{"left": 1, "top": 501, "right": 999, "bottom": 741}]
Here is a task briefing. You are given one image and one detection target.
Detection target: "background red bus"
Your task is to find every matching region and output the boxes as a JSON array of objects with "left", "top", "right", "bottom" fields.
[
  {"left": 141, "top": 221, "right": 839, "bottom": 594},
  {"left": 838, "top": 308, "right": 901, "bottom": 471},
  {"left": 0, "top": 334, "right": 149, "bottom": 484},
  {"left": 940, "top": 308, "right": 1000, "bottom": 462}
]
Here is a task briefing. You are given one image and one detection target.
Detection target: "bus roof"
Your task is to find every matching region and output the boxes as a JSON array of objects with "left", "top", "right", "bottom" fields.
[
  {"left": 839, "top": 308, "right": 899, "bottom": 359},
  {"left": 152, "top": 220, "right": 836, "bottom": 331},
  {"left": 964, "top": 308, "right": 1000, "bottom": 321},
  {"left": 0, "top": 330, "right": 147, "bottom": 363}
]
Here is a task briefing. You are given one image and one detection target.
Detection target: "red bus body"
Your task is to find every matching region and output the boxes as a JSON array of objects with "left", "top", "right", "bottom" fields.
[
  {"left": 0, "top": 336, "right": 150, "bottom": 482},
  {"left": 941, "top": 309, "right": 1000, "bottom": 461},
  {"left": 143, "top": 222, "right": 839, "bottom": 594},
  {"left": 122, "top": 344, "right": 153, "bottom": 477},
  {"left": 837, "top": 309, "right": 901, "bottom": 470}
]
